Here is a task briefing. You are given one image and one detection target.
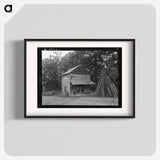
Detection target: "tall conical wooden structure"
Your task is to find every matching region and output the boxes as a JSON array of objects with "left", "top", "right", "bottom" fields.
[{"left": 96, "top": 69, "right": 118, "bottom": 97}]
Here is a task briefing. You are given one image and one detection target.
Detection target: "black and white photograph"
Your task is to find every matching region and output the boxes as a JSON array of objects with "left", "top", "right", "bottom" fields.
[
  {"left": 25, "top": 39, "right": 135, "bottom": 117},
  {"left": 38, "top": 47, "right": 122, "bottom": 107}
]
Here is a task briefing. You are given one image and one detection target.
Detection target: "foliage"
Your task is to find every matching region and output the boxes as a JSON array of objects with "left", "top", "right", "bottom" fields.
[
  {"left": 42, "top": 52, "right": 61, "bottom": 90},
  {"left": 42, "top": 49, "right": 119, "bottom": 91}
]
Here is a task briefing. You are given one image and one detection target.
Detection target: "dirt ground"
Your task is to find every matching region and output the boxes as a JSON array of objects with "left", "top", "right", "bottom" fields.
[{"left": 42, "top": 96, "right": 118, "bottom": 106}]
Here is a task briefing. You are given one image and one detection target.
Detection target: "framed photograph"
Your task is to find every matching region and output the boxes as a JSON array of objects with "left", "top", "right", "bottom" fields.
[{"left": 25, "top": 39, "right": 135, "bottom": 118}]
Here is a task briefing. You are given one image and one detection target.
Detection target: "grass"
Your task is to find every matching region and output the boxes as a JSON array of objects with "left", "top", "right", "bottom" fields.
[{"left": 42, "top": 96, "right": 118, "bottom": 106}]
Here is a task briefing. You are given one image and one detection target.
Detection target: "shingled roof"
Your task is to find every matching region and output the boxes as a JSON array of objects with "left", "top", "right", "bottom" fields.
[
  {"left": 70, "top": 79, "right": 95, "bottom": 85},
  {"left": 61, "top": 65, "right": 89, "bottom": 76}
]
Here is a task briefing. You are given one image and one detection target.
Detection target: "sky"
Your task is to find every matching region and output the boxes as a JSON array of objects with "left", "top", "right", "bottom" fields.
[{"left": 42, "top": 50, "right": 73, "bottom": 59}]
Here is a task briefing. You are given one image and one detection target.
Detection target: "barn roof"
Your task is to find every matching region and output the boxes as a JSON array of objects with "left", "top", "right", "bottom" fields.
[
  {"left": 71, "top": 79, "right": 95, "bottom": 85},
  {"left": 61, "top": 65, "right": 89, "bottom": 76}
]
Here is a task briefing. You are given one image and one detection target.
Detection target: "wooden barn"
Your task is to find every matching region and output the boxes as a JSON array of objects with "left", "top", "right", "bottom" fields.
[{"left": 61, "top": 65, "right": 95, "bottom": 95}]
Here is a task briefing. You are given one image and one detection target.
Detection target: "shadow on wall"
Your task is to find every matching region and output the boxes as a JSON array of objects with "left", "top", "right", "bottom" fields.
[{"left": 5, "top": 40, "right": 24, "bottom": 119}]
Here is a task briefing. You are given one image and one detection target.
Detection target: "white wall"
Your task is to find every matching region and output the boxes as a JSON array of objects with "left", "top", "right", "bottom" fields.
[{"left": 4, "top": 4, "right": 156, "bottom": 156}]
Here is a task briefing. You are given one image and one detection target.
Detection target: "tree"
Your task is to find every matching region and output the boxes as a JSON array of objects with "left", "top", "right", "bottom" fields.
[{"left": 42, "top": 52, "right": 61, "bottom": 91}]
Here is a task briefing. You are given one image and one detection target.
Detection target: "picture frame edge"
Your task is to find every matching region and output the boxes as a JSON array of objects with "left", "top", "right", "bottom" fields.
[{"left": 24, "top": 38, "right": 136, "bottom": 118}]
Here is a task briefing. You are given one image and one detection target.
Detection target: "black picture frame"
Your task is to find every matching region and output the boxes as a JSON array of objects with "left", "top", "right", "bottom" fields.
[{"left": 24, "top": 39, "right": 135, "bottom": 118}]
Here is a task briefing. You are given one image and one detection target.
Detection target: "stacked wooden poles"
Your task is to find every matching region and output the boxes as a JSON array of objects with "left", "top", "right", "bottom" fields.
[{"left": 96, "top": 69, "right": 118, "bottom": 97}]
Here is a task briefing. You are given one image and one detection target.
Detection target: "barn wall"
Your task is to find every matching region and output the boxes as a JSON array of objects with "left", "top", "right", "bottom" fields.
[
  {"left": 61, "top": 75, "right": 70, "bottom": 95},
  {"left": 62, "top": 74, "right": 92, "bottom": 95}
]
